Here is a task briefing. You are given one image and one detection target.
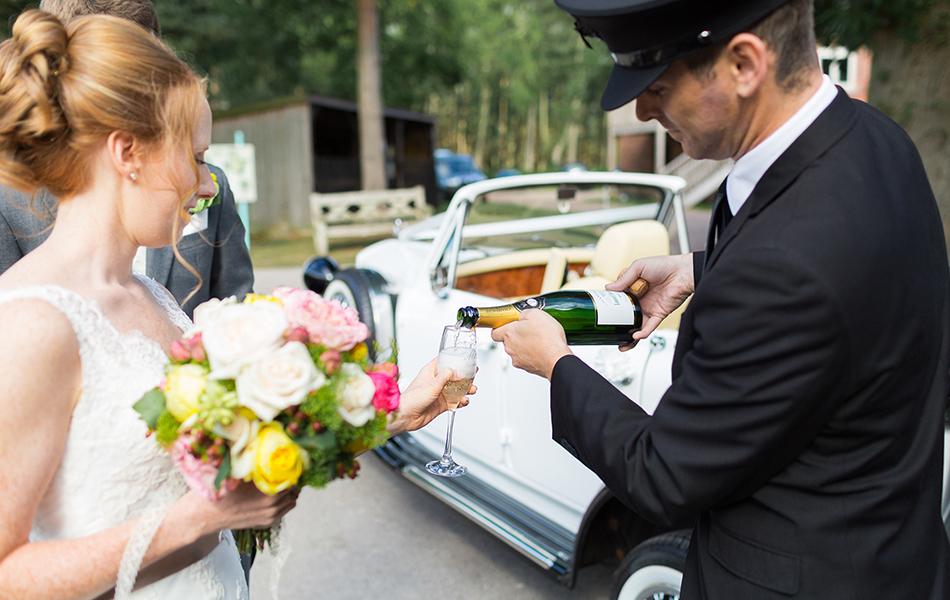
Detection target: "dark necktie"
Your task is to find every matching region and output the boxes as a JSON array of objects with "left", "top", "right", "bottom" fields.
[
  {"left": 716, "top": 192, "right": 733, "bottom": 240},
  {"left": 705, "top": 181, "right": 732, "bottom": 258}
]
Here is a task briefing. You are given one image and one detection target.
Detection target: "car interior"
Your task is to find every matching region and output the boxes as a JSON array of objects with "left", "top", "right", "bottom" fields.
[{"left": 454, "top": 218, "right": 686, "bottom": 330}]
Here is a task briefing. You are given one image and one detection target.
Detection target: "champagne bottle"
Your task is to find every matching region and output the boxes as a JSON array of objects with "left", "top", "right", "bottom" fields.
[{"left": 457, "top": 287, "right": 643, "bottom": 346}]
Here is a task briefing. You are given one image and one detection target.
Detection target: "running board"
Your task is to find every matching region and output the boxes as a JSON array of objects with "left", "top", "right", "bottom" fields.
[{"left": 376, "top": 434, "right": 575, "bottom": 583}]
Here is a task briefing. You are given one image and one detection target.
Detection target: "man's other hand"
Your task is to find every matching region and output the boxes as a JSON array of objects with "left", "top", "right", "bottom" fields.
[{"left": 491, "top": 309, "right": 572, "bottom": 380}]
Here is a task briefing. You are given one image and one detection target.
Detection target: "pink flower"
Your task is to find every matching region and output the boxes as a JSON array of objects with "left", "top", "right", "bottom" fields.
[
  {"left": 187, "top": 334, "right": 206, "bottom": 362},
  {"left": 170, "top": 433, "right": 236, "bottom": 501},
  {"left": 272, "top": 286, "right": 369, "bottom": 351},
  {"left": 368, "top": 361, "right": 398, "bottom": 379},
  {"left": 367, "top": 369, "right": 400, "bottom": 413},
  {"left": 169, "top": 334, "right": 207, "bottom": 363},
  {"left": 169, "top": 340, "right": 191, "bottom": 362},
  {"left": 320, "top": 350, "right": 342, "bottom": 374},
  {"left": 286, "top": 327, "right": 309, "bottom": 344}
]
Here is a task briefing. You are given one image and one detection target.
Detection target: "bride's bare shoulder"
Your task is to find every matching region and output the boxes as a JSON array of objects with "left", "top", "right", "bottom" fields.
[
  {"left": 0, "top": 296, "right": 79, "bottom": 358},
  {"left": 0, "top": 251, "right": 61, "bottom": 290}
]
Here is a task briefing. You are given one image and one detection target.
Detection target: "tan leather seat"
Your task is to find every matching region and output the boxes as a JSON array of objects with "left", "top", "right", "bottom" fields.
[
  {"left": 539, "top": 247, "right": 596, "bottom": 294},
  {"left": 560, "top": 220, "right": 686, "bottom": 330},
  {"left": 540, "top": 248, "right": 568, "bottom": 294}
]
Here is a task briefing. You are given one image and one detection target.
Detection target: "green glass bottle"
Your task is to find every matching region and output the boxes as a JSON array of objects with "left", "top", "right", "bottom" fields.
[{"left": 457, "top": 289, "right": 642, "bottom": 345}]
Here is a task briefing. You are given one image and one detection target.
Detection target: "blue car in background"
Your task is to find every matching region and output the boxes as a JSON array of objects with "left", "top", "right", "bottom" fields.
[{"left": 434, "top": 148, "right": 486, "bottom": 202}]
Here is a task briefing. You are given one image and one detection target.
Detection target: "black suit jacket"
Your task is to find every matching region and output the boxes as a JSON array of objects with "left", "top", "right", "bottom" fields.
[
  {"left": 0, "top": 165, "right": 253, "bottom": 319},
  {"left": 551, "top": 90, "right": 950, "bottom": 597}
]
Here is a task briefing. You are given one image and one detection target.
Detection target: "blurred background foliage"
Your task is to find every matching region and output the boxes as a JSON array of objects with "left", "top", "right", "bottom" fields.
[{"left": 0, "top": 0, "right": 946, "bottom": 178}]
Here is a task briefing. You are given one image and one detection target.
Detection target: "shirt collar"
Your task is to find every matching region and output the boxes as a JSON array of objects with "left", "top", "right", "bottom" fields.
[{"left": 726, "top": 75, "right": 837, "bottom": 215}]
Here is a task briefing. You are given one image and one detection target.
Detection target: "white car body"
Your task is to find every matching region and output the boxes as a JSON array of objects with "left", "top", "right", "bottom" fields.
[
  {"left": 368, "top": 176, "right": 684, "bottom": 535},
  {"left": 309, "top": 171, "right": 950, "bottom": 600}
]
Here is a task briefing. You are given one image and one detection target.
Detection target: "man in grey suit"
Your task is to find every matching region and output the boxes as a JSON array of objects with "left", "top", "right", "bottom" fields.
[{"left": 0, "top": 0, "right": 254, "bottom": 318}]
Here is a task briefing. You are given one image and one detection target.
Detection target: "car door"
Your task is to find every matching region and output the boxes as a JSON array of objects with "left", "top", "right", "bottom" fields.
[
  {"left": 394, "top": 210, "right": 510, "bottom": 475},
  {"left": 497, "top": 332, "right": 678, "bottom": 530}
]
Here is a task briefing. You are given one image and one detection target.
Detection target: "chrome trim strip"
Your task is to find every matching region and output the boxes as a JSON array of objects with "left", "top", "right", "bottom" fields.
[{"left": 401, "top": 464, "right": 560, "bottom": 570}]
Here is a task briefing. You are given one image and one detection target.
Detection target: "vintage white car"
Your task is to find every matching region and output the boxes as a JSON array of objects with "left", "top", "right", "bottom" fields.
[{"left": 303, "top": 171, "right": 950, "bottom": 600}]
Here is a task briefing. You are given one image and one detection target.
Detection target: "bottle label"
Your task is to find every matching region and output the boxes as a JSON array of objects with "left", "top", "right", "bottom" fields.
[{"left": 587, "top": 290, "right": 637, "bottom": 326}]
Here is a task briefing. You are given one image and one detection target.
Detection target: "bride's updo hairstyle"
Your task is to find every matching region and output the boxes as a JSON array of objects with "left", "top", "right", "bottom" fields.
[{"left": 0, "top": 9, "right": 206, "bottom": 201}]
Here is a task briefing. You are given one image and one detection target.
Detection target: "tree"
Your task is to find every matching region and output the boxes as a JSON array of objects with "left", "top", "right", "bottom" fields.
[
  {"left": 357, "top": 0, "right": 385, "bottom": 190},
  {"left": 429, "top": 0, "right": 612, "bottom": 175},
  {"left": 0, "top": 1, "right": 36, "bottom": 35},
  {"left": 815, "top": 0, "right": 950, "bottom": 260}
]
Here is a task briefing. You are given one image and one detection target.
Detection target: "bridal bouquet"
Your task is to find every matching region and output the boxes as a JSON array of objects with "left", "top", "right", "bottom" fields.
[{"left": 133, "top": 287, "right": 400, "bottom": 552}]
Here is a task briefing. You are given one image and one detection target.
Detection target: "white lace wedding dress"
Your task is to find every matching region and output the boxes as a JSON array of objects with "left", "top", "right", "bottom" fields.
[{"left": 3, "top": 275, "right": 248, "bottom": 600}]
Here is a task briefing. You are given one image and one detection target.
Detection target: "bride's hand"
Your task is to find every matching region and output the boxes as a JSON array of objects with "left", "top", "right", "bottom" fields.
[
  {"left": 182, "top": 483, "right": 299, "bottom": 535},
  {"left": 386, "top": 357, "right": 477, "bottom": 436}
]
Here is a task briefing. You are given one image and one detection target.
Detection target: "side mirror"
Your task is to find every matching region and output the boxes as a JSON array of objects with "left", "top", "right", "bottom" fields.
[{"left": 430, "top": 264, "right": 449, "bottom": 298}]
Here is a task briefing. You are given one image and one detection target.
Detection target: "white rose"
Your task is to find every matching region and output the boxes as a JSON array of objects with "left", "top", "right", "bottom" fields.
[
  {"left": 202, "top": 302, "right": 289, "bottom": 380},
  {"left": 216, "top": 411, "right": 260, "bottom": 480},
  {"left": 336, "top": 362, "right": 376, "bottom": 427},
  {"left": 183, "top": 296, "right": 238, "bottom": 337},
  {"left": 236, "top": 342, "right": 326, "bottom": 422}
]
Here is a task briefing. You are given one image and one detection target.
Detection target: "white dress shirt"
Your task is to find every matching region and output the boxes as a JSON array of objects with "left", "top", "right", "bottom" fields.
[
  {"left": 131, "top": 208, "right": 210, "bottom": 276},
  {"left": 726, "top": 75, "right": 838, "bottom": 216}
]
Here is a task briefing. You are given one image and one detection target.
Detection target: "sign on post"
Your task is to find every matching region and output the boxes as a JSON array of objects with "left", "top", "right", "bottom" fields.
[
  {"left": 206, "top": 141, "right": 257, "bottom": 249},
  {"left": 205, "top": 143, "right": 257, "bottom": 204}
]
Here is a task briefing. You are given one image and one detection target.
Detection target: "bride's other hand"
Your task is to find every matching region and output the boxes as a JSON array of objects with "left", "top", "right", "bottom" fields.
[
  {"left": 386, "top": 357, "right": 477, "bottom": 436},
  {"left": 174, "top": 483, "right": 299, "bottom": 537}
]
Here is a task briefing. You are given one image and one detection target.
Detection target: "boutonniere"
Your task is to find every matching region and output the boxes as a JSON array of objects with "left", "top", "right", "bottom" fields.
[{"left": 190, "top": 172, "right": 221, "bottom": 214}]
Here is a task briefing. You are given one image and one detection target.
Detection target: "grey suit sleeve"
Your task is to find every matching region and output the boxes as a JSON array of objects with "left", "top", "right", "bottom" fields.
[
  {"left": 164, "top": 165, "right": 254, "bottom": 318},
  {"left": 0, "top": 200, "right": 24, "bottom": 274},
  {"left": 207, "top": 166, "right": 254, "bottom": 300},
  {"left": 0, "top": 186, "right": 55, "bottom": 274}
]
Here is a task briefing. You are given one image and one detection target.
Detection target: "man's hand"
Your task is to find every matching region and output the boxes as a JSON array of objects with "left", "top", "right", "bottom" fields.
[
  {"left": 607, "top": 253, "right": 695, "bottom": 349},
  {"left": 491, "top": 310, "right": 572, "bottom": 380}
]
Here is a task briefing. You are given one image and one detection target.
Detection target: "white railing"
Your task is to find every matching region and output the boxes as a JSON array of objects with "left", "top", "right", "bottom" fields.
[{"left": 659, "top": 155, "right": 732, "bottom": 207}]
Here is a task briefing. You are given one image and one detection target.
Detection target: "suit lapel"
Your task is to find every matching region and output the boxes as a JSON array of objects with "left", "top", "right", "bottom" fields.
[
  {"left": 146, "top": 246, "right": 174, "bottom": 287},
  {"left": 702, "top": 88, "right": 858, "bottom": 273}
]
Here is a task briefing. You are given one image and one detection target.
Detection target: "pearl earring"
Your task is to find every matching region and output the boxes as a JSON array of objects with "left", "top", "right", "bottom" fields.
[{"left": 130, "top": 173, "right": 137, "bottom": 181}]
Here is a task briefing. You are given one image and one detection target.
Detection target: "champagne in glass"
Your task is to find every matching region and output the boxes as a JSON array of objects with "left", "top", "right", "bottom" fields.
[{"left": 426, "top": 325, "right": 476, "bottom": 477}]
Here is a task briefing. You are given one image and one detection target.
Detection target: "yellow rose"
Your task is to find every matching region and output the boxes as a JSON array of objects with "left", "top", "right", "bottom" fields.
[
  {"left": 247, "top": 423, "right": 309, "bottom": 495},
  {"left": 243, "top": 294, "right": 282, "bottom": 306},
  {"left": 164, "top": 363, "right": 209, "bottom": 422},
  {"left": 350, "top": 343, "right": 368, "bottom": 361}
]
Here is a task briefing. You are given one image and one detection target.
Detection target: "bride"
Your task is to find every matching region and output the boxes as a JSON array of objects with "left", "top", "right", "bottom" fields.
[{"left": 0, "top": 10, "right": 468, "bottom": 599}]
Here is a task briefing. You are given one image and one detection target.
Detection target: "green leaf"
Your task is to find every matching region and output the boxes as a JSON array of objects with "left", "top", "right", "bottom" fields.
[
  {"left": 293, "top": 429, "right": 337, "bottom": 451},
  {"left": 156, "top": 412, "right": 182, "bottom": 447},
  {"left": 133, "top": 389, "right": 168, "bottom": 429},
  {"left": 189, "top": 181, "right": 220, "bottom": 214},
  {"left": 214, "top": 450, "right": 232, "bottom": 491},
  {"left": 190, "top": 170, "right": 220, "bottom": 215}
]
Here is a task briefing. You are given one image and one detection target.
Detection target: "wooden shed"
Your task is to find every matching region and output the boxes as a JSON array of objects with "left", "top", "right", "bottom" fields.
[{"left": 211, "top": 95, "right": 437, "bottom": 234}]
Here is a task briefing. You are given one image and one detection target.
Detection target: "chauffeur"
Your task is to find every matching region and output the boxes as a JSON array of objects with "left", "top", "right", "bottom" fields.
[{"left": 491, "top": 0, "right": 950, "bottom": 597}]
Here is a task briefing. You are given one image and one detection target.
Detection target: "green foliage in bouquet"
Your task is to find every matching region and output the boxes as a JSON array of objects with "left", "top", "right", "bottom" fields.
[
  {"left": 131, "top": 289, "right": 402, "bottom": 554},
  {"left": 156, "top": 412, "right": 182, "bottom": 447}
]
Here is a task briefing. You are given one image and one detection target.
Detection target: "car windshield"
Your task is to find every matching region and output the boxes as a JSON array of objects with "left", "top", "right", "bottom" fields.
[{"left": 461, "top": 183, "right": 666, "bottom": 252}]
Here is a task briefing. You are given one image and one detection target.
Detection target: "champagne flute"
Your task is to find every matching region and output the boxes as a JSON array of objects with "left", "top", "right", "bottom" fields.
[{"left": 426, "top": 325, "right": 476, "bottom": 477}]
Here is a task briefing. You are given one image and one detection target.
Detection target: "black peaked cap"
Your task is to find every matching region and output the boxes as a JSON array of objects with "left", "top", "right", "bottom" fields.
[{"left": 555, "top": 0, "right": 792, "bottom": 110}]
